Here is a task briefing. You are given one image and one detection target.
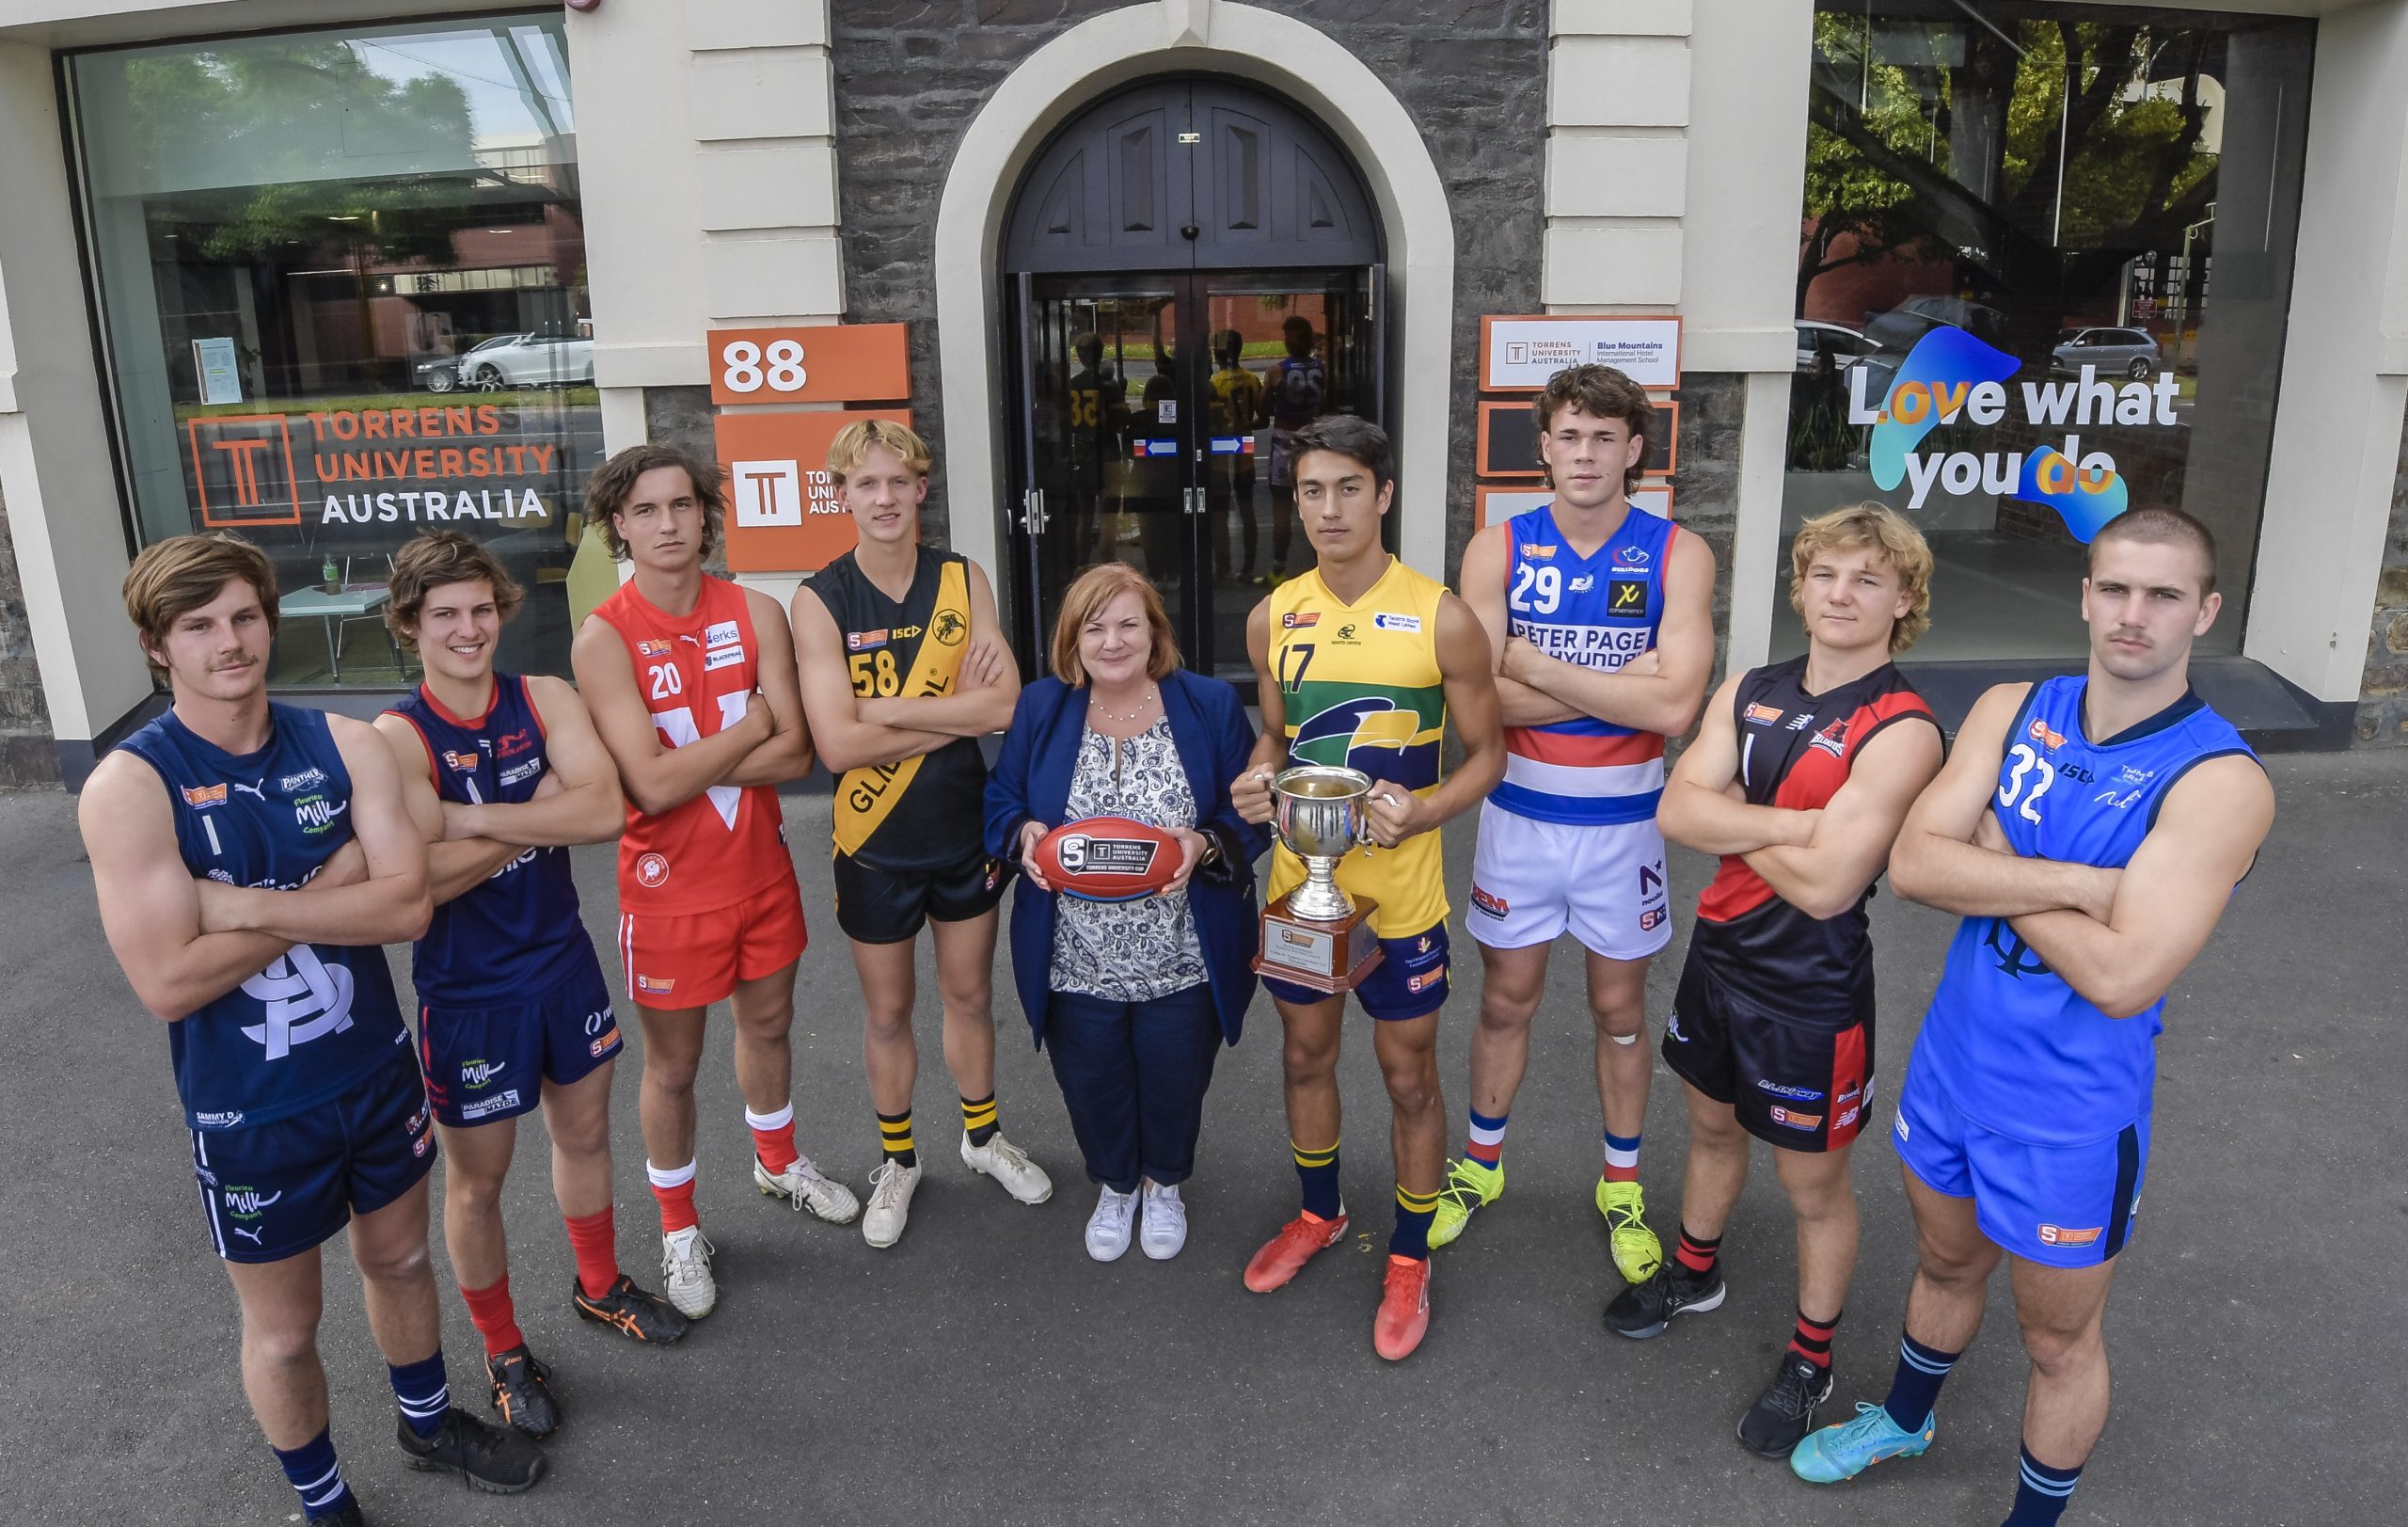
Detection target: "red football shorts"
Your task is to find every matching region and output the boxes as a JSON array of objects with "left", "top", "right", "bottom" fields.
[{"left": 617, "top": 875, "right": 807, "bottom": 1010}]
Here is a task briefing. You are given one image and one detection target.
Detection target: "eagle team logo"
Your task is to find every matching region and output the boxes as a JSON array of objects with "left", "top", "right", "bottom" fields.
[
  {"left": 1290, "top": 697, "right": 1440, "bottom": 788},
  {"left": 238, "top": 946, "right": 356, "bottom": 1060}
]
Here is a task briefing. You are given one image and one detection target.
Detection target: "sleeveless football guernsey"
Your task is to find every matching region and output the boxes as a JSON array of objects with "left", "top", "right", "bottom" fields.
[
  {"left": 592, "top": 575, "right": 791, "bottom": 915},
  {"left": 1494, "top": 503, "right": 1678, "bottom": 826},
  {"left": 117, "top": 705, "right": 410, "bottom": 1130},
  {"left": 806, "top": 546, "right": 987, "bottom": 872},
  {"left": 1918, "top": 678, "right": 2257, "bottom": 1145},
  {"left": 383, "top": 673, "right": 587, "bottom": 1005},
  {"left": 1691, "top": 657, "right": 1937, "bottom": 1025},
  {"left": 1265, "top": 557, "right": 1450, "bottom": 937}
]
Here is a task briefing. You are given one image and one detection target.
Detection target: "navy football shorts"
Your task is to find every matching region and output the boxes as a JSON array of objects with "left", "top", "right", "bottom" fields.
[
  {"left": 190, "top": 1047, "right": 435, "bottom": 1265},
  {"left": 419, "top": 945, "right": 622, "bottom": 1129},
  {"left": 1264, "top": 921, "right": 1451, "bottom": 1022}
]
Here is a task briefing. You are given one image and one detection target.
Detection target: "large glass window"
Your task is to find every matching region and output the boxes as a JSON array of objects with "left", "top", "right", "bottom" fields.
[
  {"left": 1783, "top": 5, "right": 2313, "bottom": 661},
  {"left": 71, "top": 16, "right": 594, "bottom": 687}
]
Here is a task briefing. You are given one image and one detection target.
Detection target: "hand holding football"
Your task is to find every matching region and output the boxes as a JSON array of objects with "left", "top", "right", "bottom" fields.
[{"left": 1032, "top": 817, "right": 1186, "bottom": 901}]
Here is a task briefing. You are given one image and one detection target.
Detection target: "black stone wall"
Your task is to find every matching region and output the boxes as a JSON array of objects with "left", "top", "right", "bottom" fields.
[
  {"left": 0, "top": 475, "right": 60, "bottom": 785},
  {"left": 829, "top": 0, "right": 1548, "bottom": 565},
  {"left": 2359, "top": 410, "right": 2408, "bottom": 746}
]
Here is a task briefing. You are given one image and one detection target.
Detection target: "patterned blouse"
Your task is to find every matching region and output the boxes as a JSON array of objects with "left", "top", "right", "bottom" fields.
[{"left": 1049, "top": 715, "right": 1209, "bottom": 1001}]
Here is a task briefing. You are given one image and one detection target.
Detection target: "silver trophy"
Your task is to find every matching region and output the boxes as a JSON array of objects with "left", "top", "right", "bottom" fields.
[{"left": 1270, "top": 764, "right": 1376, "bottom": 921}]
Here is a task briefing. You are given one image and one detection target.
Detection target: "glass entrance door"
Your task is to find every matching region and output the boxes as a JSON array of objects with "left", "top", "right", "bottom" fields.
[{"left": 1007, "top": 267, "right": 1379, "bottom": 684}]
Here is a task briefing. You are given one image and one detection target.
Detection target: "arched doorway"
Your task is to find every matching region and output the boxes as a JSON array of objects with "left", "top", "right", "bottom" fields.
[{"left": 999, "top": 76, "right": 1387, "bottom": 680}]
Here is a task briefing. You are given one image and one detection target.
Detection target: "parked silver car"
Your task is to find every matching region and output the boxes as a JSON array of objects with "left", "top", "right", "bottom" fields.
[
  {"left": 2053, "top": 326, "right": 2159, "bottom": 379},
  {"left": 456, "top": 331, "right": 595, "bottom": 389},
  {"left": 414, "top": 333, "right": 522, "bottom": 394},
  {"left": 1795, "top": 319, "right": 1878, "bottom": 375}
]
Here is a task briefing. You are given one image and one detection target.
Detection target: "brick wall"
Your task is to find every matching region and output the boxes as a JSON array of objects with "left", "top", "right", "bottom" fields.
[
  {"left": 0, "top": 474, "right": 60, "bottom": 784},
  {"left": 2357, "top": 410, "right": 2408, "bottom": 745},
  {"left": 829, "top": 0, "right": 1549, "bottom": 562}
]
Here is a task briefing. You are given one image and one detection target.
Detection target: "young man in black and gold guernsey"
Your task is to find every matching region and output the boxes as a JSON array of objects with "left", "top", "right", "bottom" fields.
[
  {"left": 790, "top": 421, "right": 1054, "bottom": 1247},
  {"left": 1229, "top": 416, "right": 1505, "bottom": 1361}
]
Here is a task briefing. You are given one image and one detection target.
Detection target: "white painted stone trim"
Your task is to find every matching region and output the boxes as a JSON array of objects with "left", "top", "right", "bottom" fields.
[{"left": 933, "top": 0, "right": 1456, "bottom": 587}]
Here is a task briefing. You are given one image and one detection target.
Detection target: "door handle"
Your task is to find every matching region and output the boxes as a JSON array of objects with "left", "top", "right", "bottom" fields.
[{"left": 1020, "top": 487, "right": 1048, "bottom": 534}]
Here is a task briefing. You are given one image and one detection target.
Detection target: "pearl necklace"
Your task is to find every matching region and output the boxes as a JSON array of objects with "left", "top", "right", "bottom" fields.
[{"left": 1089, "top": 687, "right": 1157, "bottom": 724}]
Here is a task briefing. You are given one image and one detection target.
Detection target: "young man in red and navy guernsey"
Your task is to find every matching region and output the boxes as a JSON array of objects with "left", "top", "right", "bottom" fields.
[
  {"left": 375, "top": 533, "right": 688, "bottom": 1440},
  {"left": 1436, "top": 364, "right": 1716, "bottom": 1282},
  {"left": 1623, "top": 504, "right": 1944, "bottom": 1458},
  {"left": 83, "top": 534, "right": 541, "bottom": 1526},
  {"left": 574, "top": 444, "right": 857, "bottom": 1323}
]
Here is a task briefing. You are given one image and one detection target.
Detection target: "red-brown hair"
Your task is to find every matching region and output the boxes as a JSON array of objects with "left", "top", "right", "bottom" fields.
[{"left": 1050, "top": 562, "right": 1180, "bottom": 684}]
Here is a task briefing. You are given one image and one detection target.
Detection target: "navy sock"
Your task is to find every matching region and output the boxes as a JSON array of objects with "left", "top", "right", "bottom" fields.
[
  {"left": 1880, "top": 1332, "right": 1958, "bottom": 1433},
  {"left": 388, "top": 1350, "right": 450, "bottom": 1440},
  {"left": 1291, "top": 1138, "right": 1340, "bottom": 1221},
  {"left": 272, "top": 1428, "right": 355, "bottom": 1520},
  {"left": 1389, "top": 1183, "right": 1438, "bottom": 1261},
  {"left": 2003, "top": 1445, "right": 2083, "bottom": 1525}
]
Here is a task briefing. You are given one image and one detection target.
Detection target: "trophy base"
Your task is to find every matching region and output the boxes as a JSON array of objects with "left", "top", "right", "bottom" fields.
[{"left": 1253, "top": 894, "right": 1383, "bottom": 994}]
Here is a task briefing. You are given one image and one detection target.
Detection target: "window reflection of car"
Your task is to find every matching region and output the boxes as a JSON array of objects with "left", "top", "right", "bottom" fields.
[
  {"left": 447, "top": 332, "right": 595, "bottom": 390},
  {"left": 1861, "top": 295, "right": 2009, "bottom": 354},
  {"left": 414, "top": 333, "right": 521, "bottom": 394},
  {"left": 2052, "top": 326, "right": 2159, "bottom": 380},
  {"left": 1795, "top": 320, "right": 1877, "bottom": 375}
]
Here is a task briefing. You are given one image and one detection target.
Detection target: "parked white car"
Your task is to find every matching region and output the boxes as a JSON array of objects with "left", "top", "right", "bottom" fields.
[
  {"left": 2052, "top": 326, "right": 2160, "bottom": 379},
  {"left": 458, "top": 331, "right": 594, "bottom": 389}
]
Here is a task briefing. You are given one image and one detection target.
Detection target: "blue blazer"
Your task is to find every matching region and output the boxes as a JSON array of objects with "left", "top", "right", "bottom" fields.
[{"left": 985, "top": 669, "right": 1270, "bottom": 1050}]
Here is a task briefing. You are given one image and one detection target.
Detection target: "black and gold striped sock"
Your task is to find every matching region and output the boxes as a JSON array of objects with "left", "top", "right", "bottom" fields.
[
  {"left": 959, "top": 1092, "right": 1000, "bottom": 1148},
  {"left": 1390, "top": 1183, "right": 1440, "bottom": 1261},
  {"left": 878, "top": 1109, "right": 916, "bottom": 1169},
  {"left": 1291, "top": 1138, "right": 1340, "bottom": 1219}
]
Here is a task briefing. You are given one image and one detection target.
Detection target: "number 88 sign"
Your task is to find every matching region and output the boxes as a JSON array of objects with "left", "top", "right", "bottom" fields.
[{"left": 705, "top": 323, "right": 911, "bottom": 408}]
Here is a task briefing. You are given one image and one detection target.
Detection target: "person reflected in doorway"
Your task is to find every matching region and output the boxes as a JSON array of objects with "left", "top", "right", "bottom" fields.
[
  {"left": 1259, "top": 315, "right": 1327, "bottom": 586},
  {"left": 1207, "top": 328, "right": 1264, "bottom": 582},
  {"left": 1065, "top": 331, "right": 1126, "bottom": 567}
]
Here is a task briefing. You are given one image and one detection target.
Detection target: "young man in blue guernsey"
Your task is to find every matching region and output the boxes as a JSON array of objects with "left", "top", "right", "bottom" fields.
[
  {"left": 1435, "top": 365, "right": 1715, "bottom": 1283},
  {"left": 81, "top": 534, "right": 543, "bottom": 1526},
  {"left": 374, "top": 533, "right": 689, "bottom": 1442},
  {"left": 1791, "top": 506, "right": 2275, "bottom": 1527}
]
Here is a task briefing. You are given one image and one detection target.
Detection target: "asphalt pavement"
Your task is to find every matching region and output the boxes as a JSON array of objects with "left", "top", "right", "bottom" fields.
[{"left": 2, "top": 749, "right": 2401, "bottom": 1526}]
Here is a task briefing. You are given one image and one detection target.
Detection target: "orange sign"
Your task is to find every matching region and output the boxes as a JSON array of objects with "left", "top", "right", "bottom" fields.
[
  {"left": 714, "top": 408, "right": 912, "bottom": 574},
  {"left": 188, "top": 415, "right": 302, "bottom": 527},
  {"left": 706, "top": 324, "right": 910, "bottom": 407}
]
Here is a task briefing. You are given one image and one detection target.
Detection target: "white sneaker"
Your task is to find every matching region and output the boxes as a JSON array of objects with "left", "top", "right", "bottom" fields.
[
  {"left": 861, "top": 1159, "right": 922, "bottom": 1249},
  {"left": 659, "top": 1228, "right": 717, "bottom": 1319},
  {"left": 960, "top": 1130, "right": 1054, "bottom": 1205},
  {"left": 1085, "top": 1185, "right": 1139, "bottom": 1262},
  {"left": 1138, "top": 1180, "right": 1188, "bottom": 1261},
  {"left": 753, "top": 1153, "right": 862, "bottom": 1224}
]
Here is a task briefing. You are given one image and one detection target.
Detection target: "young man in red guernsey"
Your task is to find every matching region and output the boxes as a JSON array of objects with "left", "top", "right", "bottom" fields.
[
  {"left": 1624, "top": 503, "right": 1944, "bottom": 1458},
  {"left": 375, "top": 533, "right": 688, "bottom": 1441},
  {"left": 573, "top": 443, "right": 857, "bottom": 1320}
]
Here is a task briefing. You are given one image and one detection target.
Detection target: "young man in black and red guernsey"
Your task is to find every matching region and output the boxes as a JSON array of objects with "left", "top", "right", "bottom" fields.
[
  {"left": 790, "top": 420, "right": 1045, "bottom": 1249},
  {"left": 1621, "top": 503, "right": 1945, "bottom": 1457},
  {"left": 374, "top": 533, "right": 687, "bottom": 1440},
  {"left": 83, "top": 533, "right": 541, "bottom": 1526}
]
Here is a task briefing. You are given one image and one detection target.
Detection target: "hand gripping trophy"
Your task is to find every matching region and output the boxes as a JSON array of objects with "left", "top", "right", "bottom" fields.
[{"left": 1252, "top": 764, "right": 1385, "bottom": 992}]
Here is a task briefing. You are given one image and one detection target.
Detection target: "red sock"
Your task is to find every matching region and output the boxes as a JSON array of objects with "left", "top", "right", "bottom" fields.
[
  {"left": 1789, "top": 1309, "right": 1840, "bottom": 1369},
  {"left": 1674, "top": 1227, "right": 1721, "bottom": 1278},
  {"left": 459, "top": 1275, "right": 525, "bottom": 1358},
  {"left": 563, "top": 1207, "right": 620, "bottom": 1301},
  {"left": 747, "top": 1104, "right": 799, "bottom": 1177},
  {"left": 650, "top": 1172, "right": 699, "bottom": 1235}
]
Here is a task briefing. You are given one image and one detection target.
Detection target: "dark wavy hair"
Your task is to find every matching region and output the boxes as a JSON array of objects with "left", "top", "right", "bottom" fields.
[{"left": 584, "top": 442, "right": 723, "bottom": 561}]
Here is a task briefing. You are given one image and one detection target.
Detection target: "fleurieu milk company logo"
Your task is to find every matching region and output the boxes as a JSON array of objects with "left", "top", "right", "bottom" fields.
[{"left": 1849, "top": 326, "right": 2171, "bottom": 542}]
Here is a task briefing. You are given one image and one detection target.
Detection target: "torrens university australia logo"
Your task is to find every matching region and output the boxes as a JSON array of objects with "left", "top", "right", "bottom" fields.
[{"left": 1847, "top": 326, "right": 2179, "bottom": 541}]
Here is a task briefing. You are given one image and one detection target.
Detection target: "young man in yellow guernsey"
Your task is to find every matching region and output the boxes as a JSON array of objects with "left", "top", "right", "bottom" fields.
[
  {"left": 790, "top": 421, "right": 1050, "bottom": 1249},
  {"left": 1231, "top": 416, "right": 1504, "bottom": 1361}
]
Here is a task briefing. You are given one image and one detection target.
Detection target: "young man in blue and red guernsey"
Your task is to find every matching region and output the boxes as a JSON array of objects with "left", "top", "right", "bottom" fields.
[
  {"left": 574, "top": 444, "right": 856, "bottom": 1322},
  {"left": 1622, "top": 504, "right": 1944, "bottom": 1459},
  {"left": 1792, "top": 508, "right": 2273, "bottom": 1527},
  {"left": 83, "top": 534, "right": 541, "bottom": 1525},
  {"left": 1435, "top": 365, "right": 1715, "bottom": 1283},
  {"left": 375, "top": 533, "right": 688, "bottom": 1440}
]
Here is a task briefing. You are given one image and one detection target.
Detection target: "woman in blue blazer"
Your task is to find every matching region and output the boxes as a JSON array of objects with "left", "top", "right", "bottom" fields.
[{"left": 986, "top": 563, "right": 1268, "bottom": 1264}]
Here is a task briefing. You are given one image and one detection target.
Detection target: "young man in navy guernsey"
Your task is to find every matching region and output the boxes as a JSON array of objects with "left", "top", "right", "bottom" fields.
[
  {"left": 80, "top": 534, "right": 542, "bottom": 1526},
  {"left": 1625, "top": 504, "right": 1944, "bottom": 1458},
  {"left": 374, "top": 533, "right": 687, "bottom": 1441},
  {"left": 1793, "top": 507, "right": 2274, "bottom": 1527},
  {"left": 1434, "top": 364, "right": 1715, "bottom": 1281}
]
